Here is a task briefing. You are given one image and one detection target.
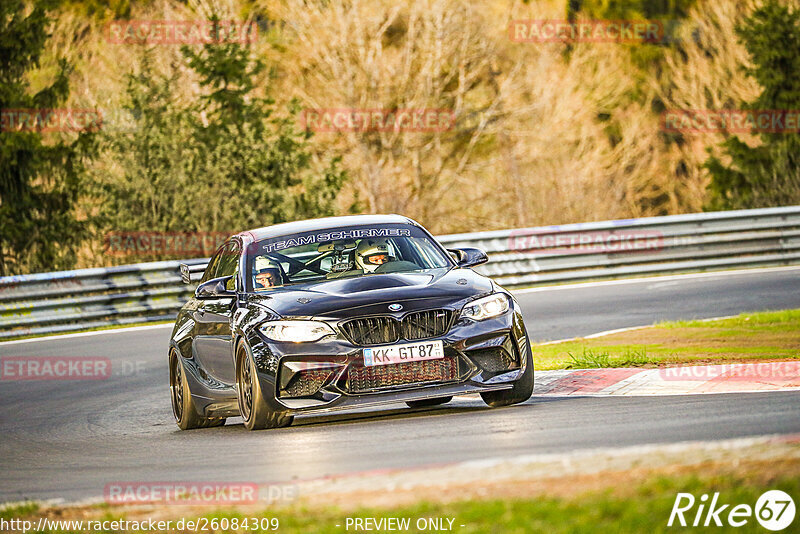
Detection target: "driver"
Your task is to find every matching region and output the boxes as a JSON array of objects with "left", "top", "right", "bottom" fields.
[
  {"left": 253, "top": 257, "right": 284, "bottom": 290},
  {"left": 354, "top": 238, "right": 395, "bottom": 273}
]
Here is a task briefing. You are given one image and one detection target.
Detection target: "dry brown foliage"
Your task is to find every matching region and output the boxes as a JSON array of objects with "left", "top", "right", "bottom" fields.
[{"left": 40, "top": 0, "right": 768, "bottom": 255}]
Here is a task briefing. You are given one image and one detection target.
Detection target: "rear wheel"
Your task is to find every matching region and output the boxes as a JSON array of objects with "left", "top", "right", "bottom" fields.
[
  {"left": 480, "top": 342, "right": 534, "bottom": 407},
  {"left": 406, "top": 396, "right": 453, "bottom": 408},
  {"left": 236, "top": 341, "right": 293, "bottom": 431},
  {"left": 170, "top": 349, "right": 226, "bottom": 430}
]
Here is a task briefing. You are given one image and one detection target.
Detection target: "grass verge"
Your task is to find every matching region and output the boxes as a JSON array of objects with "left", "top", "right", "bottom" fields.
[
  {"left": 5, "top": 455, "right": 798, "bottom": 533},
  {"left": 535, "top": 309, "right": 800, "bottom": 370}
]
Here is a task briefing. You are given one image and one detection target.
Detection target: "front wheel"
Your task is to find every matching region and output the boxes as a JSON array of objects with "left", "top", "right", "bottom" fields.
[
  {"left": 170, "top": 349, "right": 226, "bottom": 430},
  {"left": 480, "top": 342, "right": 534, "bottom": 407},
  {"left": 236, "top": 341, "right": 293, "bottom": 431}
]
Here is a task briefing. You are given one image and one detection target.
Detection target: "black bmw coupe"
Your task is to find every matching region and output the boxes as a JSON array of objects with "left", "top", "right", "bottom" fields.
[{"left": 169, "top": 215, "right": 533, "bottom": 430}]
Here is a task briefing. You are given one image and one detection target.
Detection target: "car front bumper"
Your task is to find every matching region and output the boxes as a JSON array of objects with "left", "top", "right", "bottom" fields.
[{"left": 246, "top": 300, "right": 531, "bottom": 415}]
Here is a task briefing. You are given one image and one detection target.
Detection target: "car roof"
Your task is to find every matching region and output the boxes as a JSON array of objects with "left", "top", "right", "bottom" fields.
[{"left": 238, "top": 214, "right": 419, "bottom": 242}]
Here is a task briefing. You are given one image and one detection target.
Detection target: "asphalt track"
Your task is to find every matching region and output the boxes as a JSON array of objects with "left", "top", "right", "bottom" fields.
[{"left": 1, "top": 266, "right": 799, "bottom": 503}]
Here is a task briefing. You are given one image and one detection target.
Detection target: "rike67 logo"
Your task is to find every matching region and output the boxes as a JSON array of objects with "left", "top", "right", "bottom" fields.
[{"left": 669, "top": 490, "right": 795, "bottom": 531}]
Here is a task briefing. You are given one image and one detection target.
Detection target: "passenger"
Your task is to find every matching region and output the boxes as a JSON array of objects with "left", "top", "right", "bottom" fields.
[
  {"left": 253, "top": 257, "right": 284, "bottom": 290},
  {"left": 254, "top": 267, "right": 282, "bottom": 290}
]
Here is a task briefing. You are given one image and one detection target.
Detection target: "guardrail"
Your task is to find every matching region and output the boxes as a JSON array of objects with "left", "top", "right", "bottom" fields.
[{"left": 1, "top": 206, "right": 799, "bottom": 339}]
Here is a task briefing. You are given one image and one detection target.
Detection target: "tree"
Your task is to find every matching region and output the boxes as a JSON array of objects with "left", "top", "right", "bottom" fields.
[
  {"left": 705, "top": 0, "right": 800, "bottom": 210},
  {"left": 567, "top": 0, "right": 695, "bottom": 20},
  {"left": 96, "top": 20, "right": 346, "bottom": 260},
  {"left": 180, "top": 28, "right": 346, "bottom": 231},
  {"left": 92, "top": 52, "right": 200, "bottom": 248},
  {"left": 0, "top": 0, "right": 92, "bottom": 276}
]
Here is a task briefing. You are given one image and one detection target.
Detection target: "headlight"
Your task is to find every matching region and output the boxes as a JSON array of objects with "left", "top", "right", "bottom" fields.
[
  {"left": 460, "top": 293, "right": 510, "bottom": 321},
  {"left": 260, "top": 320, "right": 335, "bottom": 343}
]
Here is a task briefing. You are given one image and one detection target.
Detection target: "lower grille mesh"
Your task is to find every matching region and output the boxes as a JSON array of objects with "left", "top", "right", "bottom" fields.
[
  {"left": 468, "top": 348, "right": 518, "bottom": 372},
  {"left": 345, "top": 355, "right": 458, "bottom": 393},
  {"left": 281, "top": 370, "right": 333, "bottom": 398}
]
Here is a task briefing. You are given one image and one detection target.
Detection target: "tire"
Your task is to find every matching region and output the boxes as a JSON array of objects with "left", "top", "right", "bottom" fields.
[
  {"left": 406, "top": 396, "right": 453, "bottom": 408},
  {"left": 170, "top": 349, "right": 226, "bottom": 430},
  {"left": 480, "top": 342, "right": 534, "bottom": 407},
  {"left": 235, "top": 341, "right": 293, "bottom": 431}
]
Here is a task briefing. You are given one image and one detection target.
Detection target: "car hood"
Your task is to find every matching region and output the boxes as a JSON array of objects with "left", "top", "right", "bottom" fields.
[{"left": 248, "top": 268, "right": 493, "bottom": 319}]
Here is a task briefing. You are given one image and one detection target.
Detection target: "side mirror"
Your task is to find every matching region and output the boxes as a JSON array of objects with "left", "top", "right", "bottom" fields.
[
  {"left": 195, "top": 275, "right": 235, "bottom": 299},
  {"left": 448, "top": 247, "right": 488, "bottom": 268},
  {"left": 179, "top": 263, "right": 192, "bottom": 285}
]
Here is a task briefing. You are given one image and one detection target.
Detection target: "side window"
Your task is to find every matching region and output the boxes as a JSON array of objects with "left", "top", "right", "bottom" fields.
[
  {"left": 216, "top": 242, "right": 241, "bottom": 291},
  {"left": 230, "top": 259, "right": 240, "bottom": 291},
  {"left": 200, "top": 246, "right": 225, "bottom": 283}
]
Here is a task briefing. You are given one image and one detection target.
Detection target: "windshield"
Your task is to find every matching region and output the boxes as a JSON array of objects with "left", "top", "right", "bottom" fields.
[{"left": 246, "top": 224, "right": 452, "bottom": 291}]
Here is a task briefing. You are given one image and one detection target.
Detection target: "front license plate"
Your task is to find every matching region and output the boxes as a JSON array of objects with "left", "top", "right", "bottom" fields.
[{"left": 363, "top": 340, "right": 445, "bottom": 367}]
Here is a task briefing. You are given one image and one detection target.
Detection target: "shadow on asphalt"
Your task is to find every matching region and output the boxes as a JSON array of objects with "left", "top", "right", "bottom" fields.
[
  {"left": 292, "top": 404, "right": 492, "bottom": 428},
  {"left": 166, "top": 395, "right": 599, "bottom": 435},
  {"left": 289, "top": 395, "right": 602, "bottom": 428}
]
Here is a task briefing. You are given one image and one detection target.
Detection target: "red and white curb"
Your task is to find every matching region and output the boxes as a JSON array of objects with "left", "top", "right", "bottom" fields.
[{"left": 535, "top": 362, "right": 800, "bottom": 396}]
